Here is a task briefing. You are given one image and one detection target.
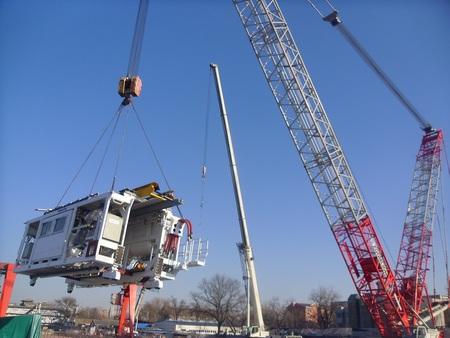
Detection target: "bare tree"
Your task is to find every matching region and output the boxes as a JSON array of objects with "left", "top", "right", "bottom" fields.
[
  {"left": 263, "top": 298, "right": 287, "bottom": 331},
  {"left": 310, "top": 286, "right": 340, "bottom": 329},
  {"left": 55, "top": 296, "right": 78, "bottom": 320},
  {"left": 140, "top": 297, "right": 171, "bottom": 322},
  {"left": 170, "top": 297, "right": 186, "bottom": 320},
  {"left": 191, "top": 274, "right": 244, "bottom": 334},
  {"left": 77, "top": 306, "right": 107, "bottom": 320}
]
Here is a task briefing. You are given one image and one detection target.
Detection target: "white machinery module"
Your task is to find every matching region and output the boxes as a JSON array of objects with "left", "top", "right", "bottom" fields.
[{"left": 15, "top": 182, "right": 208, "bottom": 293}]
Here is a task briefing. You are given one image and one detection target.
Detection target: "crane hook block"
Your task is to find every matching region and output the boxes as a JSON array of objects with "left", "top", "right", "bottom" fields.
[{"left": 118, "top": 76, "right": 142, "bottom": 98}]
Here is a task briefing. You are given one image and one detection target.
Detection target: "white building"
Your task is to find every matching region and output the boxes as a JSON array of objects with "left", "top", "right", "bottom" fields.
[{"left": 153, "top": 319, "right": 237, "bottom": 337}]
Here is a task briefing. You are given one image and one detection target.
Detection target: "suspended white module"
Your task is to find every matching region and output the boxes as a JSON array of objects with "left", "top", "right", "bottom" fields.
[{"left": 15, "top": 182, "right": 208, "bottom": 293}]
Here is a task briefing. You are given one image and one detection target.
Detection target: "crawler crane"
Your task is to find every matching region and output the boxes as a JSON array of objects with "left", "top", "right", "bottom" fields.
[{"left": 232, "top": 1, "right": 446, "bottom": 337}]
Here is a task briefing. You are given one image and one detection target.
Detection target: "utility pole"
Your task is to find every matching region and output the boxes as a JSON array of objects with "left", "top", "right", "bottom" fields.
[{"left": 210, "top": 63, "right": 266, "bottom": 337}]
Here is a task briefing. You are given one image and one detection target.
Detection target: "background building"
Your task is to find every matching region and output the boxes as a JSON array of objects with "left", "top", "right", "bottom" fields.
[
  {"left": 153, "top": 319, "right": 236, "bottom": 337},
  {"left": 347, "top": 294, "right": 375, "bottom": 330},
  {"left": 333, "top": 301, "right": 349, "bottom": 328}
]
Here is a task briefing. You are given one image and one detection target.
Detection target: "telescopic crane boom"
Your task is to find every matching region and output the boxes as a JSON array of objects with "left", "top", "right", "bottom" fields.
[{"left": 210, "top": 64, "right": 266, "bottom": 337}]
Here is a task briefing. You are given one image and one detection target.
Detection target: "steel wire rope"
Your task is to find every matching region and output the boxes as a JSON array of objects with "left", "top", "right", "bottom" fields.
[
  {"left": 437, "top": 171, "right": 449, "bottom": 292},
  {"left": 432, "top": 227, "right": 437, "bottom": 296},
  {"left": 55, "top": 104, "right": 123, "bottom": 207},
  {"left": 130, "top": 101, "right": 183, "bottom": 218},
  {"left": 304, "top": 0, "right": 325, "bottom": 17},
  {"left": 358, "top": 184, "right": 396, "bottom": 265},
  {"left": 127, "top": 0, "right": 149, "bottom": 77},
  {"left": 443, "top": 138, "right": 450, "bottom": 176},
  {"left": 111, "top": 109, "right": 129, "bottom": 191},
  {"left": 305, "top": 0, "right": 432, "bottom": 131},
  {"left": 198, "top": 69, "right": 213, "bottom": 227},
  {"left": 90, "top": 107, "right": 124, "bottom": 194}
]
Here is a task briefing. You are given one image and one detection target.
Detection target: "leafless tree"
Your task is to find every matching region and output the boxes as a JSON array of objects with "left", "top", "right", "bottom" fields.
[
  {"left": 55, "top": 296, "right": 78, "bottom": 320},
  {"left": 77, "top": 306, "right": 108, "bottom": 320},
  {"left": 310, "top": 286, "right": 340, "bottom": 329},
  {"left": 191, "top": 274, "right": 244, "bottom": 334},
  {"left": 170, "top": 297, "right": 186, "bottom": 320},
  {"left": 140, "top": 297, "right": 171, "bottom": 322},
  {"left": 263, "top": 297, "right": 287, "bottom": 331}
]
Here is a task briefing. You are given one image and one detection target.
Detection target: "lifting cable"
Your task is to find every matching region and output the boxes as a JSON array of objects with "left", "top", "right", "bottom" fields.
[
  {"left": 127, "top": 0, "right": 149, "bottom": 77},
  {"left": 437, "top": 174, "right": 450, "bottom": 290},
  {"left": 130, "top": 101, "right": 183, "bottom": 218},
  {"left": 443, "top": 138, "right": 450, "bottom": 176},
  {"left": 199, "top": 69, "right": 213, "bottom": 222},
  {"left": 89, "top": 107, "right": 124, "bottom": 194},
  {"left": 55, "top": 104, "right": 124, "bottom": 207},
  {"left": 305, "top": 0, "right": 432, "bottom": 131},
  {"left": 359, "top": 187, "right": 395, "bottom": 264},
  {"left": 111, "top": 110, "right": 129, "bottom": 191}
]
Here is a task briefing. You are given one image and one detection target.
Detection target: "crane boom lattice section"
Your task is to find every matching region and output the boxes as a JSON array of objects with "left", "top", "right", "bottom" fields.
[
  {"left": 232, "top": 1, "right": 410, "bottom": 336},
  {"left": 396, "top": 130, "right": 443, "bottom": 324}
]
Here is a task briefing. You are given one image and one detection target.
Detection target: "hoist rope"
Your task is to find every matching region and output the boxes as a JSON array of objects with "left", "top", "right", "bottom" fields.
[
  {"left": 111, "top": 110, "right": 129, "bottom": 191},
  {"left": 361, "top": 190, "right": 395, "bottom": 264},
  {"left": 200, "top": 69, "right": 213, "bottom": 213},
  {"left": 305, "top": 0, "right": 432, "bottom": 131},
  {"left": 438, "top": 173, "right": 449, "bottom": 289},
  {"left": 127, "top": 0, "right": 149, "bottom": 77},
  {"left": 55, "top": 104, "right": 123, "bottom": 207},
  {"left": 305, "top": 0, "right": 325, "bottom": 17},
  {"left": 130, "top": 102, "right": 183, "bottom": 218},
  {"left": 431, "top": 231, "right": 437, "bottom": 296},
  {"left": 324, "top": 0, "right": 336, "bottom": 12},
  {"left": 90, "top": 107, "right": 123, "bottom": 195},
  {"left": 443, "top": 138, "right": 450, "bottom": 176},
  {"left": 335, "top": 24, "right": 431, "bottom": 131}
]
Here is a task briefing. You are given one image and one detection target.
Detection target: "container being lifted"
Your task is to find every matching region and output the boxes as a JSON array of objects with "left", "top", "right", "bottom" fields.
[{"left": 15, "top": 182, "right": 207, "bottom": 293}]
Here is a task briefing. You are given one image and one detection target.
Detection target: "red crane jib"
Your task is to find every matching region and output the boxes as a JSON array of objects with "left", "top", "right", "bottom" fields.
[{"left": 396, "top": 129, "right": 443, "bottom": 326}]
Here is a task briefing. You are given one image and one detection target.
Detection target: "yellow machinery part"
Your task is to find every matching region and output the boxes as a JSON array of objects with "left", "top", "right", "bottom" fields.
[{"left": 134, "top": 182, "right": 160, "bottom": 198}]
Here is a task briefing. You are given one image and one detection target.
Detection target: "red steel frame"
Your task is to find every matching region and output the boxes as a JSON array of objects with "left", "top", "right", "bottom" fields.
[
  {"left": 396, "top": 130, "right": 443, "bottom": 326},
  {"left": 333, "top": 216, "right": 409, "bottom": 337},
  {"left": 0, "top": 263, "right": 16, "bottom": 317},
  {"left": 117, "top": 284, "right": 137, "bottom": 337}
]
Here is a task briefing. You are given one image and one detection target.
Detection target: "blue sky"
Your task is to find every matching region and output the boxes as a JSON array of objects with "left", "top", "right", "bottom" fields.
[{"left": 1, "top": 0, "right": 449, "bottom": 308}]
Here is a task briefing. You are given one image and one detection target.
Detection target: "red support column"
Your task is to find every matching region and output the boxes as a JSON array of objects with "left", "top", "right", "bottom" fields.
[
  {"left": 0, "top": 263, "right": 16, "bottom": 317},
  {"left": 117, "top": 284, "right": 137, "bottom": 337}
]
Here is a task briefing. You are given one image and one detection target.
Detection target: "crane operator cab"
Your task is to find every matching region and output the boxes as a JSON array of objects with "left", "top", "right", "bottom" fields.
[{"left": 15, "top": 182, "right": 208, "bottom": 293}]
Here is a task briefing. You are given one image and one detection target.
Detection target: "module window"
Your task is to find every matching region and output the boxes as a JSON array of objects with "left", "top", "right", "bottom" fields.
[
  {"left": 53, "top": 217, "right": 67, "bottom": 233},
  {"left": 40, "top": 221, "right": 53, "bottom": 237}
]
